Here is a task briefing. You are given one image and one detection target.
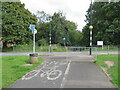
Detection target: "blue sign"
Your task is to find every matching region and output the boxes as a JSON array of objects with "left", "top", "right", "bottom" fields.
[
  {"left": 29, "top": 24, "right": 35, "bottom": 30},
  {"left": 63, "top": 37, "right": 66, "bottom": 40}
]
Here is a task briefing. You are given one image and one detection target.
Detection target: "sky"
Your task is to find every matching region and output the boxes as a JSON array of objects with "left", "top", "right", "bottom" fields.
[{"left": 20, "top": 0, "right": 91, "bottom": 31}]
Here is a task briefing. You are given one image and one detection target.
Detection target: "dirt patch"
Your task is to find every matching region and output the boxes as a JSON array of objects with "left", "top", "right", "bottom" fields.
[
  {"left": 23, "top": 64, "right": 33, "bottom": 66},
  {"left": 104, "top": 61, "right": 114, "bottom": 68}
]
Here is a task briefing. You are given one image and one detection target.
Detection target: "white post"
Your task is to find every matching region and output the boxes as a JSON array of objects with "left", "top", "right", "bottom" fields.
[
  {"left": 102, "top": 45, "right": 103, "bottom": 49},
  {"left": 33, "top": 30, "right": 35, "bottom": 53}
]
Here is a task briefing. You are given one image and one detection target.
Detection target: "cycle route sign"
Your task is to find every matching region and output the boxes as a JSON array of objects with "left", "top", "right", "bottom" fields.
[{"left": 29, "top": 24, "right": 35, "bottom": 30}]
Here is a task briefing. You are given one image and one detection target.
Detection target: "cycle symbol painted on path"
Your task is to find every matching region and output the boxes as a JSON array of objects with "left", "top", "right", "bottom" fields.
[{"left": 22, "top": 61, "right": 68, "bottom": 80}]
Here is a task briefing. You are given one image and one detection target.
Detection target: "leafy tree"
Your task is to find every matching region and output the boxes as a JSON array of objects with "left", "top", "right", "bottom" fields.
[
  {"left": 81, "top": 26, "right": 90, "bottom": 46},
  {"left": 35, "top": 11, "right": 51, "bottom": 44},
  {"left": 36, "top": 11, "right": 83, "bottom": 46},
  {"left": 50, "top": 12, "right": 66, "bottom": 44},
  {"left": 1, "top": 2, "right": 37, "bottom": 45},
  {"left": 82, "top": 2, "right": 120, "bottom": 46},
  {"left": 37, "top": 38, "right": 48, "bottom": 46},
  {"left": 69, "top": 30, "right": 83, "bottom": 46}
]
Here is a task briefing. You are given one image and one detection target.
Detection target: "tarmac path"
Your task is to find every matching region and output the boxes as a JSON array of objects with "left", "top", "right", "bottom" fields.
[
  {"left": 0, "top": 50, "right": 118, "bottom": 56},
  {"left": 7, "top": 53, "right": 115, "bottom": 88}
]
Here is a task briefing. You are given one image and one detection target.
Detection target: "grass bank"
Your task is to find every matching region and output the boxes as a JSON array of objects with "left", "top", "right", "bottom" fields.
[
  {"left": 0, "top": 56, "right": 2, "bottom": 90},
  {"left": 96, "top": 55, "right": 119, "bottom": 88},
  {"left": 2, "top": 56, "right": 44, "bottom": 88},
  {"left": 2, "top": 44, "right": 69, "bottom": 52}
]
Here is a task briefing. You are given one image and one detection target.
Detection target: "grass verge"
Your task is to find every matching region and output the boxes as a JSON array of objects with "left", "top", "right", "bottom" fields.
[
  {"left": 2, "top": 45, "right": 70, "bottom": 52},
  {"left": 96, "top": 55, "right": 119, "bottom": 88},
  {"left": 0, "top": 56, "right": 2, "bottom": 90},
  {"left": 2, "top": 56, "right": 44, "bottom": 88}
]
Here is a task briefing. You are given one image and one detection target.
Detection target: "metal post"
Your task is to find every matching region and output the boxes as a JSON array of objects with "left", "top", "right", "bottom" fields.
[
  {"left": 49, "top": 34, "right": 51, "bottom": 52},
  {"left": 89, "top": 0, "right": 93, "bottom": 55},
  {"left": 33, "top": 30, "right": 35, "bottom": 53},
  {"left": 64, "top": 41, "right": 65, "bottom": 47},
  {"left": 90, "top": 30, "right": 92, "bottom": 55},
  {"left": 49, "top": 21, "right": 52, "bottom": 53}
]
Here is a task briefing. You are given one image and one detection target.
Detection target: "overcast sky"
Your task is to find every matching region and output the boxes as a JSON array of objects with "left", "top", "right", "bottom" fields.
[{"left": 20, "top": 0, "right": 91, "bottom": 31}]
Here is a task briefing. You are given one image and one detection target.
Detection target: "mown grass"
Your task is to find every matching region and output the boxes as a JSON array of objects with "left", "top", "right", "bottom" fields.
[
  {"left": 2, "top": 45, "right": 69, "bottom": 52},
  {"left": 96, "top": 55, "right": 119, "bottom": 88},
  {"left": 2, "top": 56, "right": 44, "bottom": 88},
  {"left": 0, "top": 56, "right": 2, "bottom": 90}
]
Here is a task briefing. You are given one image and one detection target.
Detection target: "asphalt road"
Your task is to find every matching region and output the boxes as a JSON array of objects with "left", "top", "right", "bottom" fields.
[
  {"left": 0, "top": 51, "right": 118, "bottom": 56},
  {"left": 7, "top": 54, "right": 115, "bottom": 88}
]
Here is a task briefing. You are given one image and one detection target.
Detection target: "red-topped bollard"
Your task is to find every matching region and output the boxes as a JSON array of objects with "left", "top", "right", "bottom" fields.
[{"left": 29, "top": 53, "right": 38, "bottom": 64}]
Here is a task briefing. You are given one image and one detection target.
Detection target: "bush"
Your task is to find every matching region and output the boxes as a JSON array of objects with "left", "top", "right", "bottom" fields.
[{"left": 37, "top": 38, "right": 48, "bottom": 46}]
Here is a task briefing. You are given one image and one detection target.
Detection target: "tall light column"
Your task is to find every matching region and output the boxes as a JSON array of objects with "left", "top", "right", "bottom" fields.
[
  {"left": 49, "top": 21, "right": 52, "bottom": 53},
  {"left": 89, "top": 25, "right": 93, "bottom": 55},
  {"left": 89, "top": 0, "right": 93, "bottom": 55}
]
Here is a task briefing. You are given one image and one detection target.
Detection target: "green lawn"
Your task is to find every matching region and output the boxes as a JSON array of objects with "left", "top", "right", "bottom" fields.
[
  {"left": 2, "top": 56, "right": 44, "bottom": 88},
  {"left": 2, "top": 45, "right": 70, "bottom": 52},
  {"left": 96, "top": 55, "right": 119, "bottom": 88},
  {"left": 0, "top": 56, "right": 2, "bottom": 90}
]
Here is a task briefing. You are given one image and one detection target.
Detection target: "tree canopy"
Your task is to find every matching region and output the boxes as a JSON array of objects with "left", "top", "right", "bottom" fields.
[
  {"left": 35, "top": 11, "right": 83, "bottom": 46},
  {"left": 1, "top": 2, "right": 37, "bottom": 45},
  {"left": 82, "top": 2, "right": 120, "bottom": 46},
  {"left": 3, "top": 1, "right": 119, "bottom": 47},
  {"left": 1, "top": 2, "right": 83, "bottom": 47}
]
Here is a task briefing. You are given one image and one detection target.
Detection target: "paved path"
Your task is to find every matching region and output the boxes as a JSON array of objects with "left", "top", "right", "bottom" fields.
[{"left": 8, "top": 54, "right": 115, "bottom": 88}]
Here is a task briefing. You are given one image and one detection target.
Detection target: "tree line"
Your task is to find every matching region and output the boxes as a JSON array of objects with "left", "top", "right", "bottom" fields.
[
  {"left": 1, "top": 2, "right": 82, "bottom": 47},
  {"left": 82, "top": 1, "right": 120, "bottom": 46},
  {"left": 1, "top": 1, "right": 120, "bottom": 47}
]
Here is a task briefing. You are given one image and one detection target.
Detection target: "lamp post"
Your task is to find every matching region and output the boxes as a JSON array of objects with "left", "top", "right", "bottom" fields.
[
  {"left": 89, "top": 25, "right": 93, "bottom": 55},
  {"left": 49, "top": 19, "right": 52, "bottom": 53},
  {"left": 89, "top": 0, "right": 93, "bottom": 55}
]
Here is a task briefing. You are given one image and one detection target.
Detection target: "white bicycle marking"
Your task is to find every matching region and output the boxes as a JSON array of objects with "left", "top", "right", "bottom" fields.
[
  {"left": 47, "top": 70, "right": 62, "bottom": 80},
  {"left": 22, "top": 70, "right": 40, "bottom": 80},
  {"left": 22, "top": 61, "right": 68, "bottom": 80}
]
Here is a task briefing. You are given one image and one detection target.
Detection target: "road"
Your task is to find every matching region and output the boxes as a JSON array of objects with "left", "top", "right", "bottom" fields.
[
  {"left": 6, "top": 53, "right": 116, "bottom": 88},
  {"left": 0, "top": 51, "right": 118, "bottom": 56}
]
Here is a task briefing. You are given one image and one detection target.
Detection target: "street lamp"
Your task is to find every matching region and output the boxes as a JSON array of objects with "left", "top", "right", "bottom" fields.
[
  {"left": 89, "top": 0, "right": 93, "bottom": 55},
  {"left": 49, "top": 18, "right": 52, "bottom": 53}
]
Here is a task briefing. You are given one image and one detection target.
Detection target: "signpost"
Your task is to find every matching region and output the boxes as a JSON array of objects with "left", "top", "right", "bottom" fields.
[
  {"left": 63, "top": 37, "right": 66, "bottom": 46},
  {"left": 97, "top": 41, "right": 103, "bottom": 49},
  {"left": 29, "top": 25, "right": 35, "bottom": 30},
  {"left": 29, "top": 24, "right": 38, "bottom": 64},
  {"left": 63, "top": 37, "right": 66, "bottom": 40},
  {"left": 29, "top": 24, "right": 37, "bottom": 53}
]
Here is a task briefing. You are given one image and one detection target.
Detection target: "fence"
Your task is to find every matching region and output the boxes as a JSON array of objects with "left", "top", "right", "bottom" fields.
[{"left": 2, "top": 45, "right": 118, "bottom": 52}]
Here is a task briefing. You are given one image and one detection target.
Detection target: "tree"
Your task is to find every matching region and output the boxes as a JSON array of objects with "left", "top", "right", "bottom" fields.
[
  {"left": 82, "top": 2, "right": 120, "bottom": 46},
  {"left": 1, "top": 2, "right": 37, "bottom": 45},
  {"left": 50, "top": 12, "right": 66, "bottom": 44},
  {"left": 35, "top": 11, "right": 83, "bottom": 46},
  {"left": 35, "top": 11, "right": 51, "bottom": 44}
]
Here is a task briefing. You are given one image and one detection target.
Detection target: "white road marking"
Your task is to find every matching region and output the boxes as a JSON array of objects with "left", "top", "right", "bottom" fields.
[
  {"left": 60, "top": 60, "right": 71, "bottom": 88},
  {"left": 22, "top": 60, "right": 68, "bottom": 81}
]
